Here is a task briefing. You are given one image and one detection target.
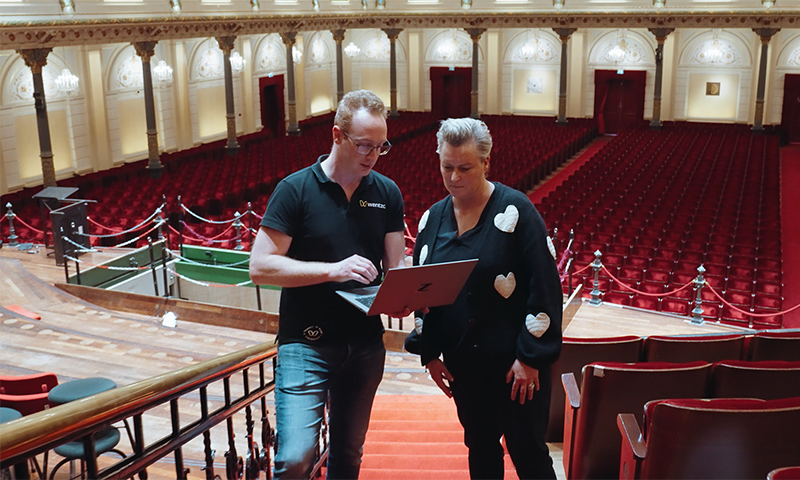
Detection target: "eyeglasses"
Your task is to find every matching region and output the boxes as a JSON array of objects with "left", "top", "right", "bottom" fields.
[{"left": 342, "top": 131, "right": 392, "bottom": 156}]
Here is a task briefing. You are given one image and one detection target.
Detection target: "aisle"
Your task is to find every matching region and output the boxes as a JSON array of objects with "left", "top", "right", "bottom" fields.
[{"left": 528, "top": 136, "right": 611, "bottom": 206}]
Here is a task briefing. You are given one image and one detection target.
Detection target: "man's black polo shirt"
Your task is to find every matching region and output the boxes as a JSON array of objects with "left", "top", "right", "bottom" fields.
[{"left": 261, "top": 155, "right": 405, "bottom": 345}]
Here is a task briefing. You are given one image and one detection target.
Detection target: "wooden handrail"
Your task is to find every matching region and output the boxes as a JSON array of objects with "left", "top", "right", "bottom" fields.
[{"left": 0, "top": 342, "right": 277, "bottom": 467}]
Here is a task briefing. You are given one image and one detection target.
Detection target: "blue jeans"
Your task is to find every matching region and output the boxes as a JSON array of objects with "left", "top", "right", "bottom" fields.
[{"left": 273, "top": 338, "right": 385, "bottom": 480}]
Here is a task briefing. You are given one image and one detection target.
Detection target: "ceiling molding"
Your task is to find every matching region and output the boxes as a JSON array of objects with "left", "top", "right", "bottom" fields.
[{"left": 1, "top": 11, "right": 796, "bottom": 50}]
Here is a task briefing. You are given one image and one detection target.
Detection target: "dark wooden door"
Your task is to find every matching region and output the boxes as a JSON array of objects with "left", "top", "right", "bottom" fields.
[
  {"left": 593, "top": 70, "right": 646, "bottom": 135},
  {"left": 603, "top": 79, "right": 639, "bottom": 134},
  {"left": 782, "top": 74, "right": 800, "bottom": 144},
  {"left": 259, "top": 75, "right": 285, "bottom": 137},
  {"left": 430, "top": 67, "right": 471, "bottom": 119}
]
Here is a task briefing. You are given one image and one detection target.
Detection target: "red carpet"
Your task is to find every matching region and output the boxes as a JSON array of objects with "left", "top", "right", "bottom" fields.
[
  {"left": 528, "top": 136, "right": 612, "bottom": 206},
  {"left": 361, "top": 394, "right": 516, "bottom": 479},
  {"left": 781, "top": 145, "right": 800, "bottom": 328}
]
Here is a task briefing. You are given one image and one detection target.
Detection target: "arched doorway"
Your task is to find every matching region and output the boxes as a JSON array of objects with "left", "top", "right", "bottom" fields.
[
  {"left": 259, "top": 75, "right": 285, "bottom": 137},
  {"left": 781, "top": 74, "right": 800, "bottom": 144},
  {"left": 594, "top": 70, "right": 647, "bottom": 135},
  {"left": 430, "top": 67, "right": 471, "bottom": 119}
]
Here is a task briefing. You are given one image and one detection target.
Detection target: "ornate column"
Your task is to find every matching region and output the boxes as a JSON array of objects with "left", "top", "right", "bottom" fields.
[
  {"left": 648, "top": 28, "right": 674, "bottom": 130},
  {"left": 332, "top": 29, "right": 346, "bottom": 104},
  {"left": 382, "top": 28, "right": 403, "bottom": 118},
  {"left": 553, "top": 28, "right": 577, "bottom": 125},
  {"left": 281, "top": 32, "right": 301, "bottom": 136},
  {"left": 752, "top": 28, "right": 779, "bottom": 132},
  {"left": 465, "top": 28, "right": 486, "bottom": 119},
  {"left": 133, "top": 41, "right": 163, "bottom": 178},
  {"left": 216, "top": 36, "right": 241, "bottom": 155},
  {"left": 18, "top": 48, "right": 56, "bottom": 187}
]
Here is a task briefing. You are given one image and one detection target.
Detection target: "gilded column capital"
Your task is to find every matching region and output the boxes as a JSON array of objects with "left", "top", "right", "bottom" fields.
[
  {"left": 331, "top": 29, "right": 346, "bottom": 44},
  {"left": 752, "top": 28, "right": 779, "bottom": 45},
  {"left": 648, "top": 28, "right": 674, "bottom": 44},
  {"left": 553, "top": 28, "right": 577, "bottom": 43},
  {"left": 280, "top": 32, "right": 297, "bottom": 48},
  {"left": 465, "top": 28, "right": 486, "bottom": 43},
  {"left": 382, "top": 28, "right": 402, "bottom": 41},
  {"left": 133, "top": 41, "right": 157, "bottom": 61},
  {"left": 17, "top": 48, "right": 53, "bottom": 74},
  {"left": 216, "top": 36, "right": 237, "bottom": 55}
]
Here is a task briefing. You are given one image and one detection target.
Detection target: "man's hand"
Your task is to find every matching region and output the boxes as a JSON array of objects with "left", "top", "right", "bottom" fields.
[
  {"left": 506, "top": 359, "right": 540, "bottom": 405},
  {"left": 330, "top": 254, "right": 379, "bottom": 284},
  {"left": 426, "top": 358, "right": 454, "bottom": 398}
]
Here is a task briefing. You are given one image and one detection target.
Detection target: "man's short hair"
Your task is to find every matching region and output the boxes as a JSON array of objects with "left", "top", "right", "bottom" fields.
[
  {"left": 436, "top": 117, "right": 493, "bottom": 161},
  {"left": 334, "top": 90, "right": 387, "bottom": 132}
]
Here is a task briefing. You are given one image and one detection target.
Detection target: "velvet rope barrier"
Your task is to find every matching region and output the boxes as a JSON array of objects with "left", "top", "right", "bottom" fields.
[
  {"left": 10, "top": 215, "right": 44, "bottom": 235},
  {"left": 179, "top": 220, "right": 235, "bottom": 241},
  {"left": 705, "top": 283, "right": 800, "bottom": 318},
  {"left": 180, "top": 222, "right": 243, "bottom": 246},
  {"left": 76, "top": 207, "right": 163, "bottom": 238},
  {"left": 87, "top": 216, "right": 123, "bottom": 233},
  {"left": 167, "top": 267, "right": 253, "bottom": 288},
  {"left": 180, "top": 205, "right": 244, "bottom": 225},
  {"left": 601, "top": 265, "right": 694, "bottom": 297}
]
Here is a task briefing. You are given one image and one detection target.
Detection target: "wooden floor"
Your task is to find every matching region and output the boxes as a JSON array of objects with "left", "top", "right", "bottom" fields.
[{"left": 0, "top": 244, "right": 751, "bottom": 479}]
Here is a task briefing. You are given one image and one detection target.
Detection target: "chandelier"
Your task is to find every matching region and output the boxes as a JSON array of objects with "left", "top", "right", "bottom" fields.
[
  {"left": 437, "top": 30, "right": 459, "bottom": 64},
  {"left": 229, "top": 52, "right": 245, "bottom": 75},
  {"left": 607, "top": 31, "right": 628, "bottom": 64},
  {"left": 54, "top": 68, "right": 80, "bottom": 96},
  {"left": 704, "top": 30, "right": 724, "bottom": 64},
  {"left": 344, "top": 42, "right": 361, "bottom": 58},
  {"left": 518, "top": 31, "right": 540, "bottom": 61},
  {"left": 152, "top": 60, "right": 173, "bottom": 88}
]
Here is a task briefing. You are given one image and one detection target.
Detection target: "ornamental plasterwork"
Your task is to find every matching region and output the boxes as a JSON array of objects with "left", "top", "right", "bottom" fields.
[
  {"left": 256, "top": 39, "right": 285, "bottom": 72},
  {"left": 309, "top": 38, "right": 329, "bottom": 64},
  {"left": 10, "top": 66, "right": 58, "bottom": 103},
  {"left": 689, "top": 39, "right": 742, "bottom": 66},
  {"left": 598, "top": 39, "right": 647, "bottom": 64},
  {"left": 431, "top": 33, "right": 471, "bottom": 62},
  {"left": 196, "top": 48, "right": 224, "bottom": 78},
  {"left": 116, "top": 54, "right": 144, "bottom": 89},
  {"left": 787, "top": 46, "right": 800, "bottom": 67},
  {"left": 512, "top": 37, "right": 558, "bottom": 63},
  {"left": 362, "top": 36, "right": 390, "bottom": 60}
]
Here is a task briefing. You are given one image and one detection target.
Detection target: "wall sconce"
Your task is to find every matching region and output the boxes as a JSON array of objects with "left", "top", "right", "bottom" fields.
[
  {"left": 169, "top": 0, "right": 181, "bottom": 13},
  {"left": 250, "top": 0, "right": 259, "bottom": 10},
  {"left": 653, "top": 0, "right": 665, "bottom": 7},
  {"left": 59, "top": 0, "right": 75, "bottom": 13},
  {"left": 375, "top": 0, "right": 385, "bottom": 9},
  {"left": 312, "top": 0, "right": 319, "bottom": 10},
  {"left": 361, "top": 0, "right": 368, "bottom": 8},
  {"left": 461, "top": 0, "right": 472, "bottom": 9},
  {"left": 761, "top": 0, "right": 774, "bottom": 7},
  {"left": 553, "top": 0, "right": 564, "bottom": 9}
]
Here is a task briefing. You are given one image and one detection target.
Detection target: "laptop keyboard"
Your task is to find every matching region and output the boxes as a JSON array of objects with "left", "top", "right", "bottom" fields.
[{"left": 354, "top": 294, "right": 377, "bottom": 309}]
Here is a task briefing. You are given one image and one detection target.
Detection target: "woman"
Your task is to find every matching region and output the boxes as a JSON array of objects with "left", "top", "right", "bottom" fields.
[{"left": 413, "top": 117, "right": 562, "bottom": 479}]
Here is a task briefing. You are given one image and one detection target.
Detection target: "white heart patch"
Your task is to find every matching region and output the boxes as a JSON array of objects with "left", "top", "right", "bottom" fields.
[
  {"left": 414, "top": 317, "right": 424, "bottom": 335},
  {"left": 494, "top": 205, "right": 519, "bottom": 233},
  {"left": 418, "top": 210, "right": 430, "bottom": 232},
  {"left": 526, "top": 313, "right": 551, "bottom": 338},
  {"left": 546, "top": 236, "right": 557, "bottom": 260},
  {"left": 419, "top": 245, "right": 428, "bottom": 265},
  {"left": 494, "top": 272, "right": 516, "bottom": 299}
]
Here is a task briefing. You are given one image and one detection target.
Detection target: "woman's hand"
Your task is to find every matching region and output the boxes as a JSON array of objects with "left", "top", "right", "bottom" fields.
[
  {"left": 425, "top": 358, "right": 454, "bottom": 398},
  {"left": 506, "top": 359, "right": 540, "bottom": 405}
]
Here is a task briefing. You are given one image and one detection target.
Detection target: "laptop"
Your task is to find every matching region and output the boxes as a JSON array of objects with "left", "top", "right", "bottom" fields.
[{"left": 336, "top": 259, "right": 479, "bottom": 316}]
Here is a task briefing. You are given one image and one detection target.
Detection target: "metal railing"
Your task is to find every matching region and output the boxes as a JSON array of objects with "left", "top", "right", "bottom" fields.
[{"left": 0, "top": 342, "right": 308, "bottom": 480}]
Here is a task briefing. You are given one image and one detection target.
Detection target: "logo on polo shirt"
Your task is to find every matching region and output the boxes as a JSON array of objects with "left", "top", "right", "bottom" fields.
[{"left": 359, "top": 199, "right": 386, "bottom": 209}]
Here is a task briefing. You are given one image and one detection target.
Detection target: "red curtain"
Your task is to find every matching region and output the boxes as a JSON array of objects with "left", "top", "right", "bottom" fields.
[{"left": 594, "top": 70, "right": 647, "bottom": 135}]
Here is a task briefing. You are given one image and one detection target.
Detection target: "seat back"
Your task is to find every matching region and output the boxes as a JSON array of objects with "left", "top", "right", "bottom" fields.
[
  {"left": 768, "top": 466, "right": 800, "bottom": 480},
  {"left": 641, "top": 397, "right": 800, "bottom": 479},
  {"left": 711, "top": 360, "right": 800, "bottom": 400},
  {"left": 0, "top": 392, "right": 51, "bottom": 416},
  {"left": 568, "top": 361, "right": 711, "bottom": 480},
  {"left": 747, "top": 331, "right": 800, "bottom": 361},
  {"left": 643, "top": 334, "right": 745, "bottom": 363},
  {"left": 0, "top": 373, "right": 58, "bottom": 396},
  {"left": 547, "top": 336, "right": 642, "bottom": 442}
]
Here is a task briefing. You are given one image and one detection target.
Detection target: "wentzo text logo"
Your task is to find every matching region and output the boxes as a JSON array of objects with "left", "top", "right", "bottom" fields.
[{"left": 359, "top": 199, "right": 386, "bottom": 209}]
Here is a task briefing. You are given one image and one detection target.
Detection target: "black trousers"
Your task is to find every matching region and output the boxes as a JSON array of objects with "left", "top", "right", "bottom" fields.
[{"left": 448, "top": 357, "right": 556, "bottom": 480}]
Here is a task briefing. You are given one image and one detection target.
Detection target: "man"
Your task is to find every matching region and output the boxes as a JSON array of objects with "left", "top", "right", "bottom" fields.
[{"left": 250, "top": 89, "right": 406, "bottom": 480}]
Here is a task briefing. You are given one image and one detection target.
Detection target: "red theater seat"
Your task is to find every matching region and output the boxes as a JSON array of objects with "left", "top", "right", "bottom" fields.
[
  {"left": 711, "top": 360, "right": 800, "bottom": 399},
  {"left": 747, "top": 331, "right": 800, "bottom": 361},
  {"left": 642, "top": 334, "right": 744, "bottom": 363}
]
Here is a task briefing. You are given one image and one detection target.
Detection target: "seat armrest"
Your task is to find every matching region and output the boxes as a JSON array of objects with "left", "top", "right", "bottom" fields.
[
  {"left": 562, "top": 372, "right": 581, "bottom": 478},
  {"left": 563, "top": 372, "right": 581, "bottom": 408},
  {"left": 617, "top": 413, "right": 646, "bottom": 480}
]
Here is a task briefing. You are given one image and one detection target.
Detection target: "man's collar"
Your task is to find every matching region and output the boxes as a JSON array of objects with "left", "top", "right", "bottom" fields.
[{"left": 312, "top": 154, "right": 375, "bottom": 188}]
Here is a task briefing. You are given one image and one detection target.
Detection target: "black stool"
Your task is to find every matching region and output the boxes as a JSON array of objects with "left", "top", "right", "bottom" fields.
[{"left": 47, "top": 378, "right": 126, "bottom": 480}]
